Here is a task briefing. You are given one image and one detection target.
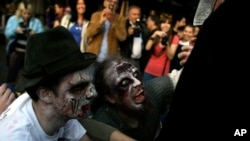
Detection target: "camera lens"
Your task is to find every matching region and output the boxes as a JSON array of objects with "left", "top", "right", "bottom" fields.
[{"left": 109, "top": 4, "right": 114, "bottom": 10}]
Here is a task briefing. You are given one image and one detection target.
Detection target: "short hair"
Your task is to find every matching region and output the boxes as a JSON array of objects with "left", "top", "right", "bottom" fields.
[{"left": 128, "top": 5, "right": 141, "bottom": 13}]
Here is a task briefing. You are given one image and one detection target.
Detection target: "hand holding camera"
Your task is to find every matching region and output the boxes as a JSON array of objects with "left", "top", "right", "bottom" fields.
[
  {"left": 132, "top": 18, "right": 142, "bottom": 37},
  {"left": 151, "top": 31, "right": 168, "bottom": 47}
]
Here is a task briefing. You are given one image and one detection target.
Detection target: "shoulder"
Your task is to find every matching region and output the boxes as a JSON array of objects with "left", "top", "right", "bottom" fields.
[
  {"left": 7, "top": 15, "right": 17, "bottom": 22},
  {"left": 145, "top": 76, "right": 174, "bottom": 96},
  {"left": 93, "top": 105, "right": 121, "bottom": 129},
  {"left": 91, "top": 11, "right": 102, "bottom": 18}
]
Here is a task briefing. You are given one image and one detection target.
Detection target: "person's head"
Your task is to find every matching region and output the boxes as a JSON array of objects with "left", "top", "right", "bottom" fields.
[
  {"left": 69, "top": 0, "right": 86, "bottom": 22},
  {"left": 128, "top": 5, "right": 141, "bottom": 24},
  {"left": 76, "top": 0, "right": 86, "bottom": 15},
  {"left": 176, "top": 25, "right": 185, "bottom": 39},
  {"left": 93, "top": 56, "right": 151, "bottom": 118},
  {"left": 103, "top": 0, "right": 119, "bottom": 12},
  {"left": 182, "top": 24, "right": 194, "bottom": 42},
  {"left": 54, "top": 0, "right": 66, "bottom": 17},
  {"left": 160, "top": 13, "right": 172, "bottom": 33},
  {"left": 16, "top": 26, "right": 97, "bottom": 119},
  {"left": 146, "top": 14, "right": 160, "bottom": 31},
  {"left": 15, "top": 1, "right": 33, "bottom": 21},
  {"left": 173, "top": 15, "right": 187, "bottom": 31}
]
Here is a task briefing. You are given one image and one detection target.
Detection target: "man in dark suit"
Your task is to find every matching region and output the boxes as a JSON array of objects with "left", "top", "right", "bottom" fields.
[{"left": 119, "top": 5, "right": 147, "bottom": 72}]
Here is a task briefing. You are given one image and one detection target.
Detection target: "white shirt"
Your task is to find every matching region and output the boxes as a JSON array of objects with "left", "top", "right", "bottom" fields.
[
  {"left": 0, "top": 93, "right": 86, "bottom": 141},
  {"left": 130, "top": 21, "right": 143, "bottom": 59},
  {"left": 97, "top": 20, "right": 110, "bottom": 62}
]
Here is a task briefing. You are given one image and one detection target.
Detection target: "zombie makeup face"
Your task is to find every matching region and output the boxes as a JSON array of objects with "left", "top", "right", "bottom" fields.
[
  {"left": 53, "top": 68, "right": 97, "bottom": 119},
  {"left": 105, "top": 61, "right": 146, "bottom": 112}
]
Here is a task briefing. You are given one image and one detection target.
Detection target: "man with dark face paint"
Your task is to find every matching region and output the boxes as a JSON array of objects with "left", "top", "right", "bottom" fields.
[{"left": 91, "top": 56, "right": 179, "bottom": 141}]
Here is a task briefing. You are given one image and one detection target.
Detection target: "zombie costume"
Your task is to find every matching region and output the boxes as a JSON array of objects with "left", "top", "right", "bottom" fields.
[
  {"left": 0, "top": 93, "right": 86, "bottom": 140},
  {"left": 93, "top": 71, "right": 174, "bottom": 141}
]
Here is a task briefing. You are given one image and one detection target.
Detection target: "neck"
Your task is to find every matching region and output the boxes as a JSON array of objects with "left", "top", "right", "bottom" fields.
[
  {"left": 77, "top": 15, "right": 84, "bottom": 24},
  {"left": 32, "top": 101, "right": 67, "bottom": 135},
  {"left": 117, "top": 110, "right": 139, "bottom": 128}
]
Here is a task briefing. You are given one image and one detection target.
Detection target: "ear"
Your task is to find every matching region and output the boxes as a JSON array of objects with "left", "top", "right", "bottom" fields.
[
  {"left": 36, "top": 87, "right": 54, "bottom": 104},
  {"left": 105, "top": 95, "right": 116, "bottom": 104}
]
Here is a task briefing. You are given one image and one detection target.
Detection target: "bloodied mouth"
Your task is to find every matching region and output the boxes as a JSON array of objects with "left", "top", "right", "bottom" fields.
[
  {"left": 79, "top": 104, "right": 90, "bottom": 118},
  {"left": 134, "top": 89, "right": 145, "bottom": 103}
]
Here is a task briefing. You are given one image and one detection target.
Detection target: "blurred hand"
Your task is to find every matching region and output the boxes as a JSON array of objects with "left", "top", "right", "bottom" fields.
[
  {"left": 0, "top": 83, "right": 16, "bottom": 114},
  {"left": 128, "top": 27, "right": 134, "bottom": 36},
  {"left": 16, "top": 27, "right": 24, "bottom": 34},
  {"left": 100, "top": 9, "right": 108, "bottom": 24},
  {"left": 178, "top": 45, "right": 194, "bottom": 66},
  {"left": 153, "top": 31, "right": 167, "bottom": 38},
  {"left": 29, "top": 29, "right": 35, "bottom": 35}
]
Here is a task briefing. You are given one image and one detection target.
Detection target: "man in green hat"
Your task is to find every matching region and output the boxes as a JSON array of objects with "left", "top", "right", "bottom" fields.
[{"left": 0, "top": 26, "right": 136, "bottom": 141}]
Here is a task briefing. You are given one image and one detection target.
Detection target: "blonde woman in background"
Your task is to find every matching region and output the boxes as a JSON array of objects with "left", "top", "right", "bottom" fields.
[{"left": 4, "top": 1, "right": 43, "bottom": 85}]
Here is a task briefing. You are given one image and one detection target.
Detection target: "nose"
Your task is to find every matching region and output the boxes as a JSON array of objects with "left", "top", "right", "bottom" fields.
[{"left": 132, "top": 77, "right": 141, "bottom": 88}]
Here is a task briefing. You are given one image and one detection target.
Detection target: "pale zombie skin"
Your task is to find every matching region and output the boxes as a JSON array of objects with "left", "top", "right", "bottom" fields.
[
  {"left": 54, "top": 68, "right": 97, "bottom": 119},
  {"left": 105, "top": 61, "right": 146, "bottom": 113}
]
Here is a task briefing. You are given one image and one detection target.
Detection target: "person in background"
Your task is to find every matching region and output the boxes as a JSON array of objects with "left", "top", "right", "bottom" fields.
[
  {"left": 61, "top": 0, "right": 89, "bottom": 53},
  {"left": 119, "top": 5, "right": 147, "bottom": 71},
  {"left": 171, "top": 14, "right": 187, "bottom": 36},
  {"left": 143, "top": 13, "right": 173, "bottom": 81},
  {"left": 170, "top": 24, "right": 194, "bottom": 71},
  {"left": 86, "top": 0, "right": 126, "bottom": 63},
  {"left": 4, "top": 1, "right": 43, "bottom": 86},
  {"left": 139, "top": 14, "right": 160, "bottom": 74},
  {"left": 53, "top": 0, "right": 67, "bottom": 27}
]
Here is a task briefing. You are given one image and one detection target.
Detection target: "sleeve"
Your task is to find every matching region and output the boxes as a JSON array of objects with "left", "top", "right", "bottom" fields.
[
  {"left": 87, "top": 12, "right": 104, "bottom": 38},
  {"left": 78, "top": 118, "right": 118, "bottom": 141},
  {"left": 110, "top": 15, "right": 127, "bottom": 41},
  {"left": 4, "top": 16, "right": 19, "bottom": 39},
  {"left": 63, "top": 119, "right": 87, "bottom": 141},
  {"left": 145, "top": 76, "right": 175, "bottom": 111},
  {"left": 171, "top": 35, "right": 179, "bottom": 44},
  {"left": 31, "top": 18, "right": 44, "bottom": 33}
]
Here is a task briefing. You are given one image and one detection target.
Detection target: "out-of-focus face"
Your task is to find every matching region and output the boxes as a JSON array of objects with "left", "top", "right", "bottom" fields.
[
  {"left": 21, "top": 9, "right": 31, "bottom": 21},
  {"left": 182, "top": 26, "right": 194, "bottom": 42},
  {"left": 177, "top": 17, "right": 186, "bottom": 27},
  {"left": 53, "top": 68, "right": 97, "bottom": 119},
  {"left": 161, "top": 19, "right": 171, "bottom": 33},
  {"left": 54, "top": 4, "right": 63, "bottom": 15},
  {"left": 128, "top": 7, "right": 140, "bottom": 24},
  {"left": 105, "top": 61, "right": 147, "bottom": 113},
  {"left": 146, "top": 16, "right": 154, "bottom": 30},
  {"left": 76, "top": 0, "right": 86, "bottom": 15},
  {"left": 104, "top": 0, "right": 118, "bottom": 11}
]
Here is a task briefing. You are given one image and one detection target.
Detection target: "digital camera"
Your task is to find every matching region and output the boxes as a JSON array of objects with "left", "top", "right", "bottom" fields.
[
  {"left": 161, "top": 35, "right": 169, "bottom": 46},
  {"left": 20, "top": 22, "right": 31, "bottom": 37},
  {"left": 133, "top": 18, "right": 142, "bottom": 37},
  {"left": 108, "top": 4, "right": 114, "bottom": 10}
]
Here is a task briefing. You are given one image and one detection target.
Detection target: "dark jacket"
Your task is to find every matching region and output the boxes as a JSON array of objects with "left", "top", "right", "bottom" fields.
[
  {"left": 119, "top": 19, "right": 147, "bottom": 58},
  {"left": 158, "top": 0, "right": 249, "bottom": 139}
]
